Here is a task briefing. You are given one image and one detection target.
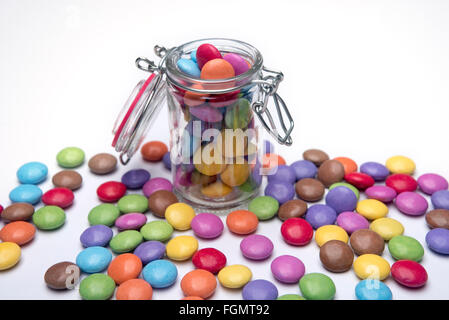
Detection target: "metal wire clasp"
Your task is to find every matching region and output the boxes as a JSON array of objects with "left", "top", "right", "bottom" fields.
[
  {"left": 135, "top": 45, "right": 170, "bottom": 74},
  {"left": 252, "top": 67, "right": 294, "bottom": 146}
]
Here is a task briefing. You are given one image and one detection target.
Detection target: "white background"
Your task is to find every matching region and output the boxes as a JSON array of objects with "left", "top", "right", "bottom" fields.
[{"left": 0, "top": 0, "right": 448, "bottom": 300}]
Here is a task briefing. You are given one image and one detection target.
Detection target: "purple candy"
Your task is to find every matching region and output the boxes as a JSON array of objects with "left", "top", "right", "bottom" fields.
[
  {"left": 162, "top": 152, "right": 171, "bottom": 170},
  {"left": 267, "top": 165, "right": 296, "bottom": 184},
  {"left": 431, "top": 190, "right": 449, "bottom": 210},
  {"left": 263, "top": 140, "right": 274, "bottom": 154},
  {"left": 134, "top": 241, "right": 166, "bottom": 265},
  {"left": 426, "top": 228, "right": 449, "bottom": 255},
  {"left": 121, "top": 169, "right": 151, "bottom": 189},
  {"left": 305, "top": 204, "right": 337, "bottom": 229},
  {"left": 251, "top": 161, "right": 263, "bottom": 186},
  {"left": 360, "top": 162, "right": 390, "bottom": 181},
  {"left": 270, "top": 255, "right": 305, "bottom": 283},
  {"left": 365, "top": 185, "right": 397, "bottom": 203},
  {"left": 418, "top": 173, "right": 449, "bottom": 195},
  {"left": 325, "top": 186, "right": 358, "bottom": 214},
  {"left": 240, "top": 234, "right": 274, "bottom": 260},
  {"left": 191, "top": 213, "right": 224, "bottom": 239},
  {"left": 223, "top": 53, "right": 250, "bottom": 76},
  {"left": 174, "top": 166, "right": 193, "bottom": 188},
  {"left": 143, "top": 177, "right": 173, "bottom": 197},
  {"left": 264, "top": 182, "right": 295, "bottom": 204},
  {"left": 189, "top": 105, "right": 223, "bottom": 123},
  {"left": 80, "top": 225, "right": 113, "bottom": 248},
  {"left": 290, "top": 160, "right": 317, "bottom": 181},
  {"left": 395, "top": 192, "right": 428, "bottom": 216},
  {"left": 336, "top": 211, "right": 370, "bottom": 234},
  {"left": 242, "top": 279, "right": 278, "bottom": 300},
  {"left": 115, "top": 213, "right": 147, "bottom": 230}
]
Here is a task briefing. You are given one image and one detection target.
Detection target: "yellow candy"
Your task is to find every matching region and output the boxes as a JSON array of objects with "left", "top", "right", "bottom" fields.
[
  {"left": 201, "top": 181, "right": 233, "bottom": 198},
  {"left": 370, "top": 217, "right": 404, "bottom": 241},
  {"left": 315, "top": 225, "right": 349, "bottom": 247},
  {"left": 356, "top": 199, "right": 388, "bottom": 220},
  {"left": 165, "top": 203, "right": 196, "bottom": 231},
  {"left": 193, "top": 143, "right": 226, "bottom": 176},
  {"left": 0, "top": 242, "right": 21, "bottom": 271},
  {"left": 217, "top": 264, "right": 252, "bottom": 288},
  {"left": 353, "top": 254, "right": 390, "bottom": 280},
  {"left": 220, "top": 162, "right": 250, "bottom": 187},
  {"left": 166, "top": 235, "right": 198, "bottom": 261},
  {"left": 385, "top": 155, "right": 415, "bottom": 175}
]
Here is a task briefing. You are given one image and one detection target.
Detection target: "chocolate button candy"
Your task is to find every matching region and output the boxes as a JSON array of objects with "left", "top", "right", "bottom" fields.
[
  {"left": 278, "top": 200, "right": 307, "bottom": 221},
  {"left": 303, "top": 149, "right": 329, "bottom": 167},
  {"left": 44, "top": 261, "right": 80, "bottom": 290},
  {"left": 1, "top": 203, "right": 34, "bottom": 221},
  {"left": 350, "top": 229, "right": 385, "bottom": 256},
  {"left": 295, "top": 178, "right": 325, "bottom": 202},
  {"left": 319, "top": 240, "right": 354, "bottom": 272},
  {"left": 52, "top": 170, "right": 83, "bottom": 190},
  {"left": 148, "top": 190, "right": 178, "bottom": 218},
  {"left": 88, "top": 153, "right": 117, "bottom": 175},
  {"left": 317, "top": 160, "right": 345, "bottom": 188},
  {"left": 426, "top": 209, "right": 449, "bottom": 229}
]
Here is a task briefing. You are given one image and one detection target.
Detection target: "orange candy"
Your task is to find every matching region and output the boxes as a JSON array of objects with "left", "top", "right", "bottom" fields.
[
  {"left": 0, "top": 221, "right": 36, "bottom": 245},
  {"left": 107, "top": 253, "right": 142, "bottom": 284},
  {"left": 200, "top": 59, "right": 235, "bottom": 80},
  {"left": 182, "top": 296, "right": 204, "bottom": 300},
  {"left": 183, "top": 84, "right": 208, "bottom": 107},
  {"left": 141, "top": 141, "right": 168, "bottom": 162},
  {"left": 226, "top": 210, "right": 259, "bottom": 235},
  {"left": 262, "top": 153, "right": 286, "bottom": 170},
  {"left": 116, "top": 279, "right": 153, "bottom": 300},
  {"left": 334, "top": 157, "right": 358, "bottom": 175},
  {"left": 181, "top": 269, "right": 217, "bottom": 299}
]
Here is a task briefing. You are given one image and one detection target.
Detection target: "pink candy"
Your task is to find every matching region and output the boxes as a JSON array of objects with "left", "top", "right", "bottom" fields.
[
  {"left": 223, "top": 53, "right": 250, "bottom": 76},
  {"left": 270, "top": 255, "right": 305, "bottom": 283},
  {"left": 365, "top": 185, "right": 397, "bottom": 203},
  {"left": 240, "top": 234, "right": 273, "bottom": 260},
  {"left": 336, "top": 211, "right": 370, "bottom": 234},
  {"left": 142, "top": 177, "right": 173, "bottom": 197},
  {"left": 417, "top": 173, "right": 449, "bottom": 195},
  {"left": 191, "top": 213, "right": 224, "bottom": 239},
  {"left": 115, "top": 213, "right": 147, "bottom": 230},
  {"left": 395, "top": 191, "right": 428, "bottom": 216}
]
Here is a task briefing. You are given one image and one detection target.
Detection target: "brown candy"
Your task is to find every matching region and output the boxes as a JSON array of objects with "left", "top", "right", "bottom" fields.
[
  {"left": 191, "top": 170, "right": 217, "bottom": 186},
  {"left": 426, "top": 209, "right": 449, "bottom": 229},
  {"left": 317, "top": 160, "right": 345, "bottom": 188},
  {"left": 148, "top": 190, "right": 178, "bottom": 218},
  {"left": 303, "top": 149, "right": 329, "bottom": 167},
  {"left": 295, "top": 178, "right": 325, "bottom": 202},
  {"left": 278, "top": 199, "right": 308, "bottom": 221},
  {"left": 350, "top": 229, "right": 385, "bottom": 256},
  {"left": 44, "top": 262, "right": 80, "bottom": 290},
  {"left": 52, "top": 170, "right": 83, "bottom": 190},
  {"left": 88, "top": 153, "right": 117, "bottom": 175},
  {"left": 1, "top": 203, "right": 35, "bottom": 221},
  {"left": 319, "top": 240, "right": 354, "bottom": 272}
]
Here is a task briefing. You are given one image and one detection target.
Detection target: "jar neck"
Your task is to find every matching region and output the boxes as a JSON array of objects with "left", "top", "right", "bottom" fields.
[{"left": 165, "top": 38, "right": 263, "bottom": 94}]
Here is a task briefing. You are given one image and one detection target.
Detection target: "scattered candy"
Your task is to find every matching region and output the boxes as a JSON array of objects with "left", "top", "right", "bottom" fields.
[
  {"left": 388, "top": 235, "right": 424, "bottom": 261},
  {"left": 329, "top": 182, "right": 359, "bottom": 199},
  {"left": 350, "top": 229, "right": 385, "bottom": 256},
  {"left": 417, "top": 173, "right": 448, "bottom": 195},
  {"left": 76, "top": 246, "right": 112, "bottom": 273},
  {"left": 88, "top": 204, "right": 120, "bottom": 226},
  {"left": 431, "top": 190, "right": 449, "bottom": 210},
  {"left": 79, "top": 273, "right": 115, "bottom": 300},
  {"left": 344, "top": 172, "right": 374, "bottom": 190},
  {"left": 353, "top": 254, "right": 390, "bottom": 280},
  {"left": 142, "top": 259, "right": 178, "bottom": 288},
  {"left": 80, "top": 225, "right": 113, "bottom": 247},
  {"left": 290, "top": 160, "right": 317, "bottom": 180},
  {"left": 88, "top": 153, "right": 117, "bottom": 174},
  {"left": 365, "top": 185, "right": 397, "bottom": 203},
  {"left": 226, "top": 210, "right": 258, "bottom": 234},
  {"left": 315, "top": 225, "right": 348, "bottom": 247},
  {"left": 52, "top": 170, "right": 83, "bottom": 190},
  {"left": 191, "top": 212, "right": 223, "bottom": 239},
  {"left": 303, "top": 149, "right": 329, "bottom": 167},
  {"left": 0, "top": 221, "right": 36, "bottom": 245},
  {"left": 369, "top": 217, "right": 404, "bottom": 241},
  {"left": 319, "top": 240, "right": 354, "bottom": 272},
  {"left": 281, "top": 217, "right": 313, "bottom": 246},
  {"left": 395, "top": 191, "right": 428, "bottom": 216},
  {"left": 386, "top": 174, "right": 418, "bottom": 194},
  {"left": 166, "top": 235, "right": 198, "bottom": 261},
  {"left": 42, "top": 187, "right": 74, "bottom": 208},
  {"left": 385, "top": 155, "right": 415, "bottom": 175},
  {"left": 141, "top": 141, "right": 168, "bottom": 162},
  {"left": 425, "top": 228, "right": 449, "bottom": 254},
  {"left": 44, "top": 262, "right": 80, "bottom": 290},
  {"left": 117, "top": 194, "right": 148, "bottom": 213},
  {"left": 16, "top": 162, "right": 48, "bottom": 184},
  {"left": 181, "top": 269, "right": 217, "bottom": 299},
  {"left": 267, "top": 165, "right": 296, "bottom": 184},
  {"left": 1, "top": 203, "right": 34, "bottom": 221},
  {"left": 355, "top": 279, "right": 392, "bottom": 300},
  {"left": 116, "top": 278, "right": 153, "bottom": 300},
  {"left": 425, "top": 209, "right": 449, "bottom": 229},
  {"left": 248, "top": 196, "right": 279, "bottom": 221},
  {"left": 109, "top": 230, "right": 143, "bottom": 253},
  {"left": 356, "top": 199, "right": 388, "bottom": 220},
  {"left": 336, "top": 211, "right": 369, "bottom": 234},
  {"left": 277, "top": 199, "right": 307, "bottom": 221},
  {"left": 360, "top": 161, "right": 389, "bottom": 181},
  {"left": 264, "top": 181, "right": 295, "bottom": 204},
  {"left": 218, "top": 264, "right": 252, "bottom": 289},
  {"left": 334, "top": 157, "right": 358, "bottom": 175},
  {"left": 140, "top": 221, "right": 173, "bottom": 242},
  {"left": 270, "top": 255, "right": 305, "bottom": 283},
  {"left": 295, "top": 178, "right": 325, "bottom": 202},
  {"left": 305, "top": 204, "right": 337, "bottom": 229},
  {"left": 317, "top": 159, "right": 345, "bottom": 188},
  {"left": 121, "top": 169, "right": 151, "bottom": 189},
  {"left": 107, "top": 253, "right": 142, "bottom": 284},
  {"left": 148, "top": 190, "right": 178, "bottom": 218},
  {"left": 32, "top": 205, "right": 66, "bottom": 230},
  {"left": 325, "top": 186, "right": 357, "bottom": 214},
  {"left": 9, "top": 184, "right": 42, "bottom": 205},
  {"left": 115, "top": 213, "right": 147, "bottom": 231},
  {"left": 142, "top": 177, "right": 173, "bottom": 197},
  {"left": 56, "top": 147, "right": 85, "bottom": 168},
  {"left": 0, "top": 242, "right": 21, "bottom": 270},
  {"left": 240, "top": 234, "right": 273, "bottom": 260},
  {"left": 242, "top": 279, "right": 278, "bottom": 300},
  {"left": 299, "top": 273, "right": 336, "bottom": 300},
  {"left": 133, "top": 241, "right": 165, "bottom": 265},
  {"left": 391, "top": 260, "right": 428, "bottom": 288},
  {"left": 277, "top": 294, "right": 305, "bottom": 300},
  {"left": 165, "top": 203, "right": 196, "bottom": 231},
  {"left": 192, "top": 248, "right": 227, "bottom": 274},
  {"left": 97, "top": 181, "right": 127, "bottom": 203}
]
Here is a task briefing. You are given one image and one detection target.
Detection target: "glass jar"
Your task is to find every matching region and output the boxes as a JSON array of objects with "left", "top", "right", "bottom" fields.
[{"left": 112, "top": 38, "right": 294, "bottom": 210}]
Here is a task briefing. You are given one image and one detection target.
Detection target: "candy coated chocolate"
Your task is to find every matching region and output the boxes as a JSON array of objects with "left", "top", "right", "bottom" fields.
[
  {"left": 281, "top": 218, "right": 313, "bottom": 246},
  {"left": 177, "top": 58, "right": 200, "bottom": 77},
  {"left": 191, "top": 213, "right": 224, "bottom": 239},
  {"left": 44, "top": 262, "right": 80, "bottom": 290},
  {"left": 350, "top": 229, "right": 385, "bottom": 256},
  {"left": 417, "top": 173, "right": 449, "bottom": 195},
  {"left": 52, "top": 170, "right": 83, "bottom": 190},
  {"left": 97, "top": 181, "right": 127, "bottom": 203},
  {"left": 305, "top": 204, "right": 337, "bottom": 229},
  {"left": 223, "top": 53, "right": 250, "bottom": 76},
  {"left": 355, "top": 279, "right": 392, "bottom": 300},
  {"left": 267, "top": 165, "right": 296, "bottom": 184},
  {"left": 431, "top": 190, "right": 449, "bottom": 210},
  {"left": 365, "top": 185, "right": 397, "bottom": 203},
  {"left": 242, "top": 279, "right": 278, "bottom": 300},
  {"left": 336, "top": 211, "right": 370, "bottom": 234},
  {"left": 295, "top": 178, "right": 325, "bottom": 202},
  {"left": 115, "top": 213, "right": 147, "bottom": 231},
  {"left": 395, "top": 191, "right": 428, "bottom": 216},
  {"left": 42, "top": 188, "right": 74, "bottom": 208},
  {"left": 162, "top": 152, "right": 171, "bottom": 170},
  {"left": 121, "top": 169, "right": 151, "bottom": 189},
  {"left": 133, "top": 241, "right": 165, "bottom": 265},
  {"left": 141, "top": 141, "right": 168, "bottom": 162},
  {"left": 325, "top": 186, "right": 358, "bottom": 214},
  {"left": 148, "top": 190, "right": 178, "bottom": 218},
  {"left": 9, "top": 184, "right": 42, "bottom": 205},
  {"left": 200, "top": 59, "right": 235, "bottom": 80},
  {"left": 270, "top": 255, "right": 305, "bottom": 283},
  {"left": 143, "top": 178, "right": 173, "bottom": 197},
  {"left": 319, "top": 240, "right": 354, "bottom": 272},
  {"left": 386, "top": 174, "right": 418, "bottom": 194},
  {"left": 16, "top": 161, "right": 48, "bottom": 184},
  {"left": 426, "top": 209, "right": 449, "bottom": 229},
  {"left": 278, "top": 199, "right": 307, "bottom": 221},
  {"left": 80, "top": 225, "right": 113, "bottom": 247},
  {"left": 360, "top": 162, "right": 389, "bottom": 181},
  {"left": 391, "top": 260, "right": 428, "bottom": 288},
  {"left": 264, "top": 181, "right": 295, "bottom": 204},
  {"left": 1, "top": 203, "right": 34, "bottom": 221},
  {"left": 290, "top": 160, "right": 317, "bottom": 180},
  {"left": 425, "top": 228, "right": 449, "bottom": 254},
  {"left": 344, "top": 172, "right": 375, "bottom": 190},
  {"left": 388, "top": 235, "right": 424, "bottom": 261},
  {"left": 189, "top": 105, "right": 223, "bottom": 123},
  {"left": 240, "top": 234, "right": 273, "bottom": 260},
  {"left": 192, "top": 248, "right": 227, "bottom": 274},
  {"left": 317, "top": 160, "right": 345, "bottom": 188},
  {"left": 88, "top": 153, "right": 117, "bottom": 175},
  {"left": 196, "top": 43, "right": 222, "bottom": 69},
  {"left": 303, "top": 149, "right": 329, "bottom": 167}
]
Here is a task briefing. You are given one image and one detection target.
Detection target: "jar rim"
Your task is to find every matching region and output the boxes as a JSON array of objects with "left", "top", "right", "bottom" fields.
[{"left": 165, "top": 38, "right": 263, "bottom": 93}]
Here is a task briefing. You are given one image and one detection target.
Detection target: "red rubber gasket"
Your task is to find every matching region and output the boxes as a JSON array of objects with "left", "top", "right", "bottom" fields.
[{"left": 112, "top": 73, "right": 156, "bottom": 147}]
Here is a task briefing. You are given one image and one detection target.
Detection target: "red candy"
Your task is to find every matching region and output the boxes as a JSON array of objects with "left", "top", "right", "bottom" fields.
[
  {"left": 281, "top": 218, "right": 313, "bottom": 246},
  {"left": 386, "top": 174, "right": 418, "bottom": 194},
  {"left": 0, "top": 205, "right": 3, "bottom": 215},
  {"left": 344, "top": 172, "right": 375, "bottom": 190},
  {"left": 192, "top": 248, "right": 227, "bottom": 274},
  {"left": 41, "top": 188, "right": 74, "bottom": 208},
  {"left": 391, "top": 260, "right": 428, "bottom": 288},
  {"left": 97, "top": 181, "right": 127, "bottom": 202},
  {"left": 196, "top": 43, "right": 222, "bottom": 69}
]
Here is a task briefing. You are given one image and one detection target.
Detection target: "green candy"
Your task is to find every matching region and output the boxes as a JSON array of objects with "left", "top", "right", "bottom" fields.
[
  {"left": 88, "top": 204, "right": 120, "bottom": 226},
  {"left": 117, "top": 194, "right": 148, "bottom": 213},
  {"left": 329, "top": 182, "right": 360, "bottom": 199},
  {"left": 225, "top": 98, "right": 252, "bottom": 129},
  {"left": 299, "top": 273, "right": 336, "bottom": 300},
  {"left": 248, "top": 196, "right": 279, "bottom": 220},
  {"left": 79, "top": 274, "right": 115, "bottom": 300},
  {"left": 239, "top": 179, "right": 257, "bottom": 193},
  {"left": 140, "top": 221, "right": 173, "bottom": 242},
  {"left": 109, "top": 230, "right": 143, "bottom": 253},
  {"left": 32, "top": 206, "right": 66, "bottom": 230},
  {"left": 277, "top": 294, "right": 306, "bottom": 300},
  {"left": 56, "top": 147, "right": 85, "bottom": 168},
  {"left": 388, "top": 235, "right": 424, "bottom": 261}
]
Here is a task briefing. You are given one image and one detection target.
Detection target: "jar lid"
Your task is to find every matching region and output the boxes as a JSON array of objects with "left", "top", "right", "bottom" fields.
[{"left": 112, "top": 72, "right": 166, "bottom": 164}]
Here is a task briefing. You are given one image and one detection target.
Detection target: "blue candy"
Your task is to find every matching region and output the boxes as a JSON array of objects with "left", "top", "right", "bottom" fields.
[
  {"left": 177, "top": 58, "right": 200, "bottom": 77},
  {"left": 355, "top": 279, "right": 392, "bottom": 300},
  {"left": 80, "top": 225, "right": 113, "bottom": 248},
  {"left": 142, "top": 259, "right": 177, "bottom": 288},
  {"left": 325, "top": 186, "right": 358, "bottom": 214},
  {"left": 267, "top": 165, "right": 296, "bottom": 184},
  {"left": 9, "top": 184, "right": 43, "bottom": 204},
  {"left": 76, "top": 246, "right": 112, "bottom": 273},
  {"left": 190, "top": 49, "right": 197, "bottom": 63},
  {"left": 162, "top": 152, "right": 171, "bottom": 170},
  {"left": 17, "top": 162, "right": 48, "bottom": 184},
  {"left": 290, "top": 160, "right": 317, "bottom": 181}
]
